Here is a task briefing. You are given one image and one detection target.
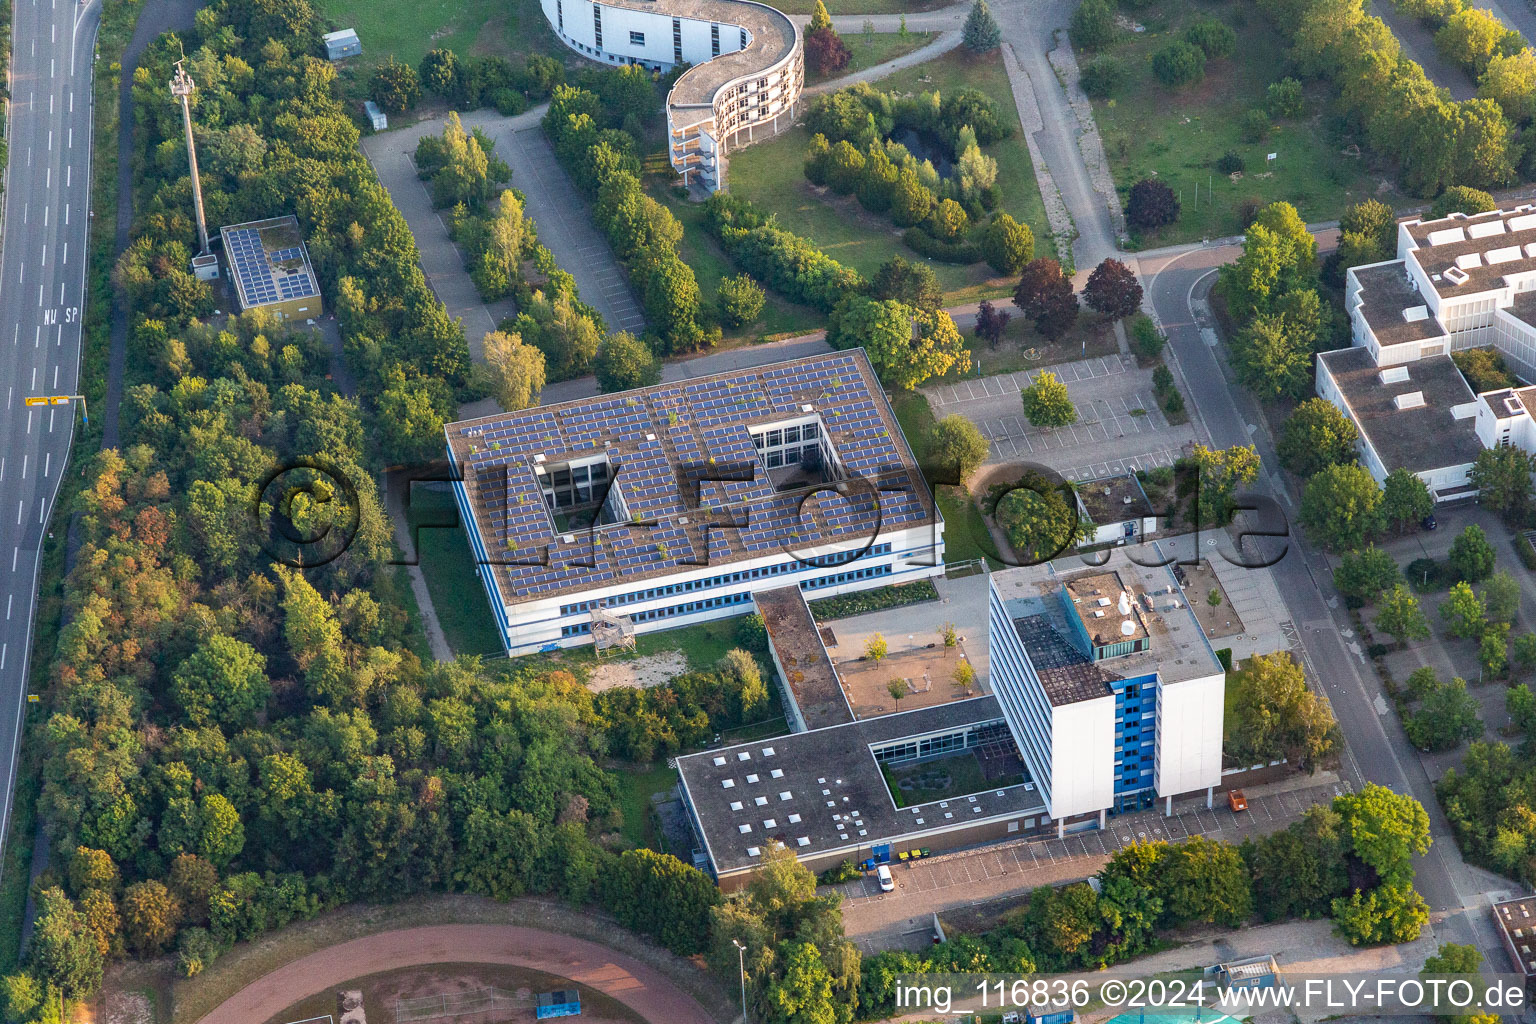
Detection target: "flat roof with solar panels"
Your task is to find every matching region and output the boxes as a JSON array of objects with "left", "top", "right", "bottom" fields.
[
  {"left": 218, "top": 216, "right": 322, "bottom": 320},
  {"left": 443, "top": 350, "right": 946, "bottom": 657}
]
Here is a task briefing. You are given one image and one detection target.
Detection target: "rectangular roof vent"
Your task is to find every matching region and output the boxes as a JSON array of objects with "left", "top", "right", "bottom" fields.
[
  {"left": 1428, "top": 226, "right": 1466, "bottom": 246},
  {"left": 1394, "top": 391, "right": 1426, "bottom": 411},
  {"left": 1505, "top": 396, "right": 1525, "bottom": 417},
  {"left": 1512, "top": 213, "right": 1536, "bottom": 233},
  {"left": 1402, "top": 305, "right": 1428, "bottom": 322},
  {"left": 1523, "top": 243, "right": 1536, "bottom": 259},
  {"left": 1379, "top": 366, "right": 1411, "bottom": 385},
  {"left": 1455, "top": 253, "right": 1483, "bottom": 270},
  {"left": 1468, "top": 219, "right": 1506, "bottom": 239},
  {"left": 1444, "top": 266, "right": 1470, "bottom": 285},
  {"left": 1487, "top": 245, "right": 1522, "bottom": 265}
]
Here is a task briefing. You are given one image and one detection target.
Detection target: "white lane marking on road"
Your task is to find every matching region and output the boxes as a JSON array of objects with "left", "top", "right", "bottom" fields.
[
  {"left": 38, "top": 284, "right": 43, "bottom": 306},
  {"left": 11, "top": 325, "right": 16, "bottom": 346},
  {"left": 41, "top": 245, "right": 47, "bottom": 266},
  {"left": 43, "top": 206, "right": 48, "bottom": 226},
  {"left": 1, "top": 644, "right": 7, "bottom": 671},
  {"left": 48, "top": 408, "right": 54, "bottom": 431},
  {"left": 19, "top": 456, "right": 25, "bottom": 480},
  {"left": 56, "top": 326, "right": 61, "bottom": 346},
  {"left": 5, "top": 596, "right": 10, "bottom": 620},
  {"left": 47, "top": 130, "right": 52, "bottom": 151},
  {"left": 29, "top": 367, "right": 36, "bottom": 389},
  {"left": 0, "top": 459, "right": 4, "bottom": 481},
  {"left": 9, "top": 549, "right": 14, "bottom": 571},
  {"left": 45, "top": 167, "right": 50, "bottom": 188},
  {"left": 16, "top": 263, "right": 21, "bottom": 285},
  {"left": 67, "top": 127, "right": 72, "bottom": 148},
  {"left": 68, "top": 91, "right": 72, "bottom": 113},
  {"left": 62, "top": 243, "right": 67, "bottom": 266},
  {"left": 15, "top": 503, "right": 21, "bottom": 525},
  {"left": 38, "top": 500, "right": 46, "bottom": 524},
  {"left": 58, "top": 282, "right": 64, "bottom": 303},
  {"left": 43, "top": 453, "right": 50, "bottom": 478},
  {"left": 26, "top": 410, "right": 33, "bottom": 434},
  {"left": 51, "top": 21, "right": 55, "bottom": 41},
  {"left": 53, "top": 365, "right": 58, "bottom": 388},
  {"left": 66, "top": 165, "right": 71, "bottom": 187},
  {"left": 64, "top": 204, "right": 69, "bottom": 225}
]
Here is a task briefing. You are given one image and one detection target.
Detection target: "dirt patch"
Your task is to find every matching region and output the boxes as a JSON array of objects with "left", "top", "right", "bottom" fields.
[
  {"left": 586, "top": 651, "right": 686, "bottom": 692},
  {"left": 469, "top": 14, "right": 514, "bottom": 57},
  {"left": 104, "top": 992, "right": 154, "bottom": 1024}
]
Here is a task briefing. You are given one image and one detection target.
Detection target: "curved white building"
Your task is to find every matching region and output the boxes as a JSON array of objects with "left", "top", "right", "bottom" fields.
[{"left": 539, "top": 0, "right": 803, "bottom": 190}]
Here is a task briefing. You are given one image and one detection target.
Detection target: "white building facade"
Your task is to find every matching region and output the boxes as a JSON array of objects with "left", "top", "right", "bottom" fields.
[
  {"left": 538, "top": 0, "right": 802, "bottom": 190},
  {"left": 986, "top": 555, "right": 1225, "bottom": 836},
  {"left": 1325, "top": 205, "right": 1536, "bottom": 497}
]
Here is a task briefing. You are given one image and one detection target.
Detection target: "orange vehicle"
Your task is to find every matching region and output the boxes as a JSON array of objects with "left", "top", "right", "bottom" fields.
[{"left": 1227, "top": 789, "right": 1249, "bottom": 812}]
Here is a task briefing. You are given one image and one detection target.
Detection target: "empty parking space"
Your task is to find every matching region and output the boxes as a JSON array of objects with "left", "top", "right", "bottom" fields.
[
  {"left": 503, "top": 129, "right": 646, "bottom": 335},
  {"left": 925, "top": 354, "right": 1136, "bottom": 409}
]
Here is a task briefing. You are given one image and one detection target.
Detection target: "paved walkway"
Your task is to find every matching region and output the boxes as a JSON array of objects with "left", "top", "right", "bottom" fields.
[
  {"left": 804, "top": 30, "right": 964, "bottom": 95},
  {"left": 194, "top": 924, "right": 714, "bottom": 1024}
]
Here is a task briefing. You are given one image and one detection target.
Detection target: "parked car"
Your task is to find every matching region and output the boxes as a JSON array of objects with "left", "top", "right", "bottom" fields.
[
  {"left": 1422, "top": 514, "right": 1438, "bottom": 531},
  {"left": 877, "top": 864, "right": 895, "bottom": 892},
  {"left": 1227, "top": 789, "right": 1248, "bottom": 812}
]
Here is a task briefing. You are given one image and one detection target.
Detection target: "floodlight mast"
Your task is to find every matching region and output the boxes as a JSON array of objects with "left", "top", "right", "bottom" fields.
[{"left": 171, "top": 59, "right": 210, "bottom": 256}]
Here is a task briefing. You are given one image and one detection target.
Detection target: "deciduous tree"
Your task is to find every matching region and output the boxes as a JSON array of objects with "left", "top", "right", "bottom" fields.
[
  {"left": 1376, "top": 584, "right": 1430, "bottom": 645},
  {"left": 594, "top": 331, "right": 660, "bottom": 393},
  {"left": 925, "top": 415, "right": 991, "bottom": 483},
  {"left": 1083, "top": 258, "right": 1143, "bottom": 320},
  {"left": 1279, "top": 399, "right": 1358, "bottom": 476},
  {"left": 1022, "top": 371, "right": 1077, "bottom": 427},
  {"left": 1449, "top": 524, "right": 1496, "bottom": 583}
]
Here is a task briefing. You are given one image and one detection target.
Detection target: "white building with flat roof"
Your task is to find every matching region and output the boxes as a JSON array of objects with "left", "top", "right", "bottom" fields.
[
  {"left": 1324, "top": 204, "right": 1536, "bottom": 499},
  {"left": 443, "top": 351, "right": 943, "bottom": 657},
  {"left": 539, "top": 0, "right": 802, "bottom": 190},
  {"left": 987, "top": 550, "right": 1225, "bottom": 835}
]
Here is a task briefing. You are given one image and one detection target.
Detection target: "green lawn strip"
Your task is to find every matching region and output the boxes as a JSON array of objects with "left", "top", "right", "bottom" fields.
[
  {"left": 889, "top": 388, "right": 938, "bottom": 462},
  {"left": 937, "top": 486, "right": 1003, "bottom": 568},
  {"left": 806, "top": 32, "right": 939, "bottom": 86},
  {"left": 611, "top": 762, "right": 680, "bottom": 849},
  {"left": 724, "top": 48, "right": 1053, "bottom": 304},
  {"left": 1090, "top": 0, "right": 1409, "bottom": 248},
  {"left": 775, "top": 0, "right": 950, "bottom": 14},
  {"left": 410, "top": 495, "right": 508, "bottom": 657},
  {"left": 808, "top": 579, "right": 939, "bottom": 619},
  {"left": 940, "top": 315, "right": 1120, "bottom": 384}
]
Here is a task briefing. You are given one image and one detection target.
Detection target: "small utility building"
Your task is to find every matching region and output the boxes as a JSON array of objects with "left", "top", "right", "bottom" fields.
[
  {"left": 323, "top": 28, "right": 361, "bottom": 60},
  {"left": 219, "top": 216, "right": 322, "bottom": 321}
]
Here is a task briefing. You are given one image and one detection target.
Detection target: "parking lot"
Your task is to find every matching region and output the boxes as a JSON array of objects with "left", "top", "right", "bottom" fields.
[
  {"left": 922, "top": 357, "right": 1202, "bottom": 476},
  {"left": 837, "top": 773, "right": 1352, "bottom": 947},
  {"left": 924, "top": 354, "right": 1136, "bottom": 410}
]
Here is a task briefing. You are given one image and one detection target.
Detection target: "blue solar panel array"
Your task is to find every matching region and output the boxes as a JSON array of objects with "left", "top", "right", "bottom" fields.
[
  {"left": 450, "top": 353, "right": 935, "bottom": 604},
  {"left": 224, "top": 225, "right": 318, "bottom": 309}
]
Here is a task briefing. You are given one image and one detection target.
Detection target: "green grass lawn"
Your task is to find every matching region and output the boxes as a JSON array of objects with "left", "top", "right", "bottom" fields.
[
  {"left": 646, "top": 170, "right": 825, "bottom": 342},
  {"left": 315, "top": 0, "right": 556, "bottom": 71},
  {"left": 938, "top": 486, "right": 1003, "bottom": 567},
  {"left": 807, "top": 31, "right": 938, "bottom": 85},
  {"left": 1089, "top": 0, "right": 1411, "bottom": 247},
  {"left": 408, "top": 490, "right": 507, "bottom": 658},
  {"left": 612, "top": 762, "right": 680, "bottom": 849},
  {"left": 882, "top": 751, "right": 1024, "bottom": 807},
  {"left": 724, "top": 48, "right": 1053, "bottom": 305}
]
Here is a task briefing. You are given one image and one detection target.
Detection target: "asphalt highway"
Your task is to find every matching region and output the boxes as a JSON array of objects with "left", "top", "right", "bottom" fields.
[{"left": 0, "top": 0, "right": 99, "bottom": 870}]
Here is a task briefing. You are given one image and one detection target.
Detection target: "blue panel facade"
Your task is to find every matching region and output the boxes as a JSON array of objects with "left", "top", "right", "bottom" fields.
[{"left": 1112, "top": 671, "right": 1158, "bottom": 811}]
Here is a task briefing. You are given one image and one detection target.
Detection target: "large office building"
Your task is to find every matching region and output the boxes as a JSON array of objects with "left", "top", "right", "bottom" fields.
[
  {"left": 443, "top": 351, "right": 943, "bottom": 658},
  {"left": 218, "top": 216, "right": 322, "bottom": 321},
  {"left": 987, "top": 551, "right": 1225, "bottom": 833},
  {"left": 1324, "top": 204, "right": 1536, "bottom": 499},
  {"left": 537, "top": 0, "right": 802, "bottom": 190},
  {"left": 677, "top": 583, "right": 1045, "bottom": 889}
]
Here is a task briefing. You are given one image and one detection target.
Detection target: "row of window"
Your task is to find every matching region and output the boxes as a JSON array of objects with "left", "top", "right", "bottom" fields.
[
  {"left": 872, "top": 728, "right": 975, "bottom": 765},
  {"left": 558, "top": 562, "right": 895, "bottom": 636},
  {"left": 558, "top": 543, "right": 893, "bottom": 615}
]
